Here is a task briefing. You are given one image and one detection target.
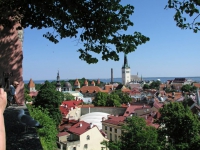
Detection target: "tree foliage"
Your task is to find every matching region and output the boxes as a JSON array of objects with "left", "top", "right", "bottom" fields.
[
  {"left": 107, "top": 116, "right": 159, "bottom": 150},
  {"left": 112, "top": 90, "right": 132, "bottom": 104},
  {"left": 156, "top": 102, "right": 200, "bottom": 150},
  {"left": 34, "top": 81, "right": 64, "bottom": 126},
  {"left": 27, "top": 105, "right": 57, "bottom": 150},
  {"left": 143, "top": 84, "right": 150, "bottom": 90},
  {"left": 93, "top": 91, "right": 131, "bottom": 107},
  {"left": 93, "top": 92, "right": 108, "bottom": 106},
  {"left": 166, "top": 0, "right": 200, "bottom": 33},
  {"left": 0, "top": 0, "right": 149, "bottom": 63},
  {"left": 181, "top": 84, "right": 197, "bottom": 92},
  {"left": 63, "top": 92, "right": 75, "bottom": 100},
  {"left": 149, "top": 80, "right": 161, "bottom": 90}
]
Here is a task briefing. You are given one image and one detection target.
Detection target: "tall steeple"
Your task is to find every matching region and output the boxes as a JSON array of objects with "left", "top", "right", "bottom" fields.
[
  {"left": 57, "top": 71, "right": 60, "bottom": 81},
  {"left": 122, "top": 53, "right": 131, "bottom": 85},
  {"left": 122, "top": 54, "right": 130, "bottom": 69},
  {"left": 56, "top": 71, "right": 61, "bottom": 92}
]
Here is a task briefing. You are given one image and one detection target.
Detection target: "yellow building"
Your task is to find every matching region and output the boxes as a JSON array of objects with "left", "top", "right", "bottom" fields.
[{"left": 102, "top": 116, "right": 125, "bottom": 141}]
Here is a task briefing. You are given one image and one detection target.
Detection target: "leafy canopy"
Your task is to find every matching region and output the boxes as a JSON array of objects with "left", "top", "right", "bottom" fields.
[
  {"left": 181, "top": 84, "right": 197, "bottom": 92},
  {"left": 156, "top": 102, "right": 200, "bottom": 150},
  {"left": 27, "top": 105, "right": 57, "bottom": 150},
  {"left": 34, "top": 81, "right": 64, "bottom": 126},
  {"left": 106, "top": 116, "right": 159, "bottom": 150},
  {"left": 166, "top": 0, "right": 200, "bottom": 33},
  {"left": 0, "top": 0, "right": 149, "bottom": 63}
]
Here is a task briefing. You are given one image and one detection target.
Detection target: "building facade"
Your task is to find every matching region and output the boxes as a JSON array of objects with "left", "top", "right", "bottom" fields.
[{"left": 57, "top": 121, "right": 108, "bottom": 150}]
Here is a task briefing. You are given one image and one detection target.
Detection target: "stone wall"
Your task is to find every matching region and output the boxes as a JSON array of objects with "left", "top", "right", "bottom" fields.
[
  {"left": 0, "top": 23, "right": 24, "bottom": 103},
  {"left": 81, "top": 107, "right": 127, "bottom": 116}
]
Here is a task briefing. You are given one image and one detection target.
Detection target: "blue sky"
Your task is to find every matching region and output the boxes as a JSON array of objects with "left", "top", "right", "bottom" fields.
[{"left": 23, "top": 0, "right": 200, "bottom": 80}]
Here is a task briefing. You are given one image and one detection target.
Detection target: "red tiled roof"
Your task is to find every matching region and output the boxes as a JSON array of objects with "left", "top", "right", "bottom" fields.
[
  {"left": 79, "top": 86, "right": 104, "bottom": 93},
  {"left": 122, "top": 88, "right": 131, "bottom": 93},
  {"left": 60, "top": 100, "right": 83, "bottom": 115},
  {"left": 104, "top": 85, "right": 115, "bottom": 91},
  {"left": 28, "top": 78, "right": 35, "bottom": 88},
  {"left": 145, "top": 115, "right": 160, "bottom": 128},
  {"left": 123, "top": 104, "right": 151, "bottom": 117},
  {"left": 167, "top": 92, "right": 183, "bottom": 101},
  {"left": 194, "top": 83, "right": 200, "bottom": 88},
  {"left": 102, "top": 116, "right": 126, "bottom": 126},
  {"left": 74, "top": 79, "right": 80, "bottom": 86},
  {"left": 57, "top": 132, "right": 70, "bottom": 137},
  {"left": 68, "top": 121, "right": 94, "bottom": 135},
  {"left": 153, "top": 100, "right": 163, "bottom": 109}
]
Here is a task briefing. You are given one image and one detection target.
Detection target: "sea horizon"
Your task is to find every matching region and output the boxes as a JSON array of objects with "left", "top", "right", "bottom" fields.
[{"left": 24, "top": 76, "right": 200, "bottom": 84}]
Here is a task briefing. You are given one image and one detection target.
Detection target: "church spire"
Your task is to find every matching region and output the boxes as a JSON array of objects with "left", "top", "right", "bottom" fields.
[
  {"left": 57, "top": 70, "right": 60, "bottom": 81},
  {"left": 56, "top": 71, "right": 61, "bottom": 91},
  {"left": 122, "top": 54, "right": 130, "bottom": 68}
]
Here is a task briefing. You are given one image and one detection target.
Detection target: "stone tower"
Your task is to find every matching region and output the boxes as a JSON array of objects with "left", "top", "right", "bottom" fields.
[{"left": 122, "top": 54, "right": 131, "bottom": 85}]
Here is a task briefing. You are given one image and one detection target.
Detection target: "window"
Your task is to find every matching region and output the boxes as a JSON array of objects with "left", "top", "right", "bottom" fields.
[
  {"left": 86, "top": 135, "right": 90, "bottom": 140},
  {"left": 84, "top": 144, "right": 88, "bottom": 150},
  {"left": 110, "top": 133, "right": 112, "bottom": 141},
  {"left": 126, "top": 71, "right": 129, "bottom": 73},
  {"left": 110, "top": 127, "right": 112, "bottom": 132},
  {"left": 115, "top": 129, "right": 117, "bottom": 133},
  {"left": 105, "top": 126, "right": 107, "bottom": 130},
  {"left": 72, "top": 147, "right": 76, "bottom": 150},
  {"left": 115, "top": 134, "right": 117, "bottom": 141}
]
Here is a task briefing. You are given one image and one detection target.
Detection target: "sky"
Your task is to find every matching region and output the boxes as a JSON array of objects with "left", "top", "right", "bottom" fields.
[{"left": 22, "top": 0, "right": 200, "bottom": 80}]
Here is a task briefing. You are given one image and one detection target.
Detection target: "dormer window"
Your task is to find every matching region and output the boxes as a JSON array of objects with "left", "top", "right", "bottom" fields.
[{"left": 86, "top": 135, "right": 90, "bottom": 140}]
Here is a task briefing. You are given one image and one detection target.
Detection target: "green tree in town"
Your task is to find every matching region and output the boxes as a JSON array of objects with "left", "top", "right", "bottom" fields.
[
  {"left": 166, "top": 0, "right": 200, "bottom": 33},
  {"left": 149, "top": 80, "right": 161, "bottom": 90},
  {"left": 107, "top": 93, "right": 121, "bottom": 107},
  {"left": 27, "top": 105, "right": 57, "bottom": 150},
  {"left": 34, "top": 81, "right": 64, "bottom": 126},
  {"left": 63, "top": 92, "right": 75, "bottom": 100},
  {"left": 156, "top": 102, "right": 200, "bottom": 150},
  {"left": 106, "top": 116, "right": 159, "bottom": 150},
  {"left": 111, "top": 90, "right": 131, "bottom": 104},
  {"left": 93, "top": 92, "right": 108, "bottom": 106},
  {"left": 181, "top": 84, "right": 197, "bottom": 92},
  {"left": 143, "top": 84, "right": 150, "bottom": 90},
  {"left": 0, "top": 0, "right": 149, "bottom": 64}
]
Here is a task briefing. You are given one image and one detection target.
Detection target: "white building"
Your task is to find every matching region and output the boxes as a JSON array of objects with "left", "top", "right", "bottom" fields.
[
  {"left": 122, "top": 54, "right": 131, "bottom": 85},
  {"left": 57, "top": 121, "right": 108, "bottom": 150}
]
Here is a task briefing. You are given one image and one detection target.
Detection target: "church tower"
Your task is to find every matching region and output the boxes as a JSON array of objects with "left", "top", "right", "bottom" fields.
[
  {"left": 122, "top": 54, "right": 131, "bottom": 85},
  {"left": 56, "top": 71, "right": 61, "bottom": 92}
]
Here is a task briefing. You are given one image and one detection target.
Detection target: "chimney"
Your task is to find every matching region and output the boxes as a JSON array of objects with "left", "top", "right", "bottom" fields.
[
  {"left": 80, "top": 123, "right": 82, "bottom": 127},
  {"left": 90, "top": 123, "right": 93, "bottom": 128},
  {"left": 102, "top": 117, "right": 106, "bottom": 121},
  {"left": 111, "top": 68, "right": 113, "bottom": 84}
]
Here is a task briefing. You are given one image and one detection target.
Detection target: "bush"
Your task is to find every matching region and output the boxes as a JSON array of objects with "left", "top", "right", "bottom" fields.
[{"left": 27, "top": 105, "right": 58, "bottom": 150}]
